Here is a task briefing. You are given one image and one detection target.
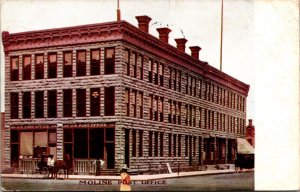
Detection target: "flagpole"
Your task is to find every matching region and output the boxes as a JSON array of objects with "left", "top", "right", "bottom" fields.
[
  {"left": 117, "top": 0, "right": 121, "bottom": 21},
  {"left": 220, "top": 0, "right": 223, "bottom": 71}
]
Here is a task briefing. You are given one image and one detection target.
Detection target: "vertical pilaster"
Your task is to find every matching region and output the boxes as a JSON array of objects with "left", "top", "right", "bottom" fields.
[{"left": 56, "top": 123, "right": 63, "bottom": 160}]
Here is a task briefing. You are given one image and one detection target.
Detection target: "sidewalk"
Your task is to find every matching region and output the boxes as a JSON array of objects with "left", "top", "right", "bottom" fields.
[{"left": 1, "top": 169, "right": 237, "bottom": 181}]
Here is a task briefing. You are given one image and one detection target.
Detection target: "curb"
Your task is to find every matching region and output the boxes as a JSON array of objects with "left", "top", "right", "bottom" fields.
[{"left": 1, "top": 170, "right": 241, "bottom": 181}]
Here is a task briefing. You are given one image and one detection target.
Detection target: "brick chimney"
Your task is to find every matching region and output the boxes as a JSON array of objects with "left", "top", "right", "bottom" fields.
[
  {"left": 189, "top": 46, "right": 201, "bottom": 60},
  {"left": 248, "top": 119, "right": 253, "bottom": 126},
  {"left": 175, "top": 38, "right": 188, "bottom": 52},
  {"left": 135, "top": 16, "right": 152, "bottom": 33},
  {"left": 156, "top": 27, "right": 171, "bottom": 44}
]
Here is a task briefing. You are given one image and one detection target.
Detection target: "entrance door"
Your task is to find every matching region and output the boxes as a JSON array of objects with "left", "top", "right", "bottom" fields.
[
  {"left": 105, "top": 128, "right": 115, "bottom": 169},
  {"left": 106, "top": 143, "right": 115, "bottom": 169},
  {"left": 124, "top": 129, "right": 130, "bottom": 167}
]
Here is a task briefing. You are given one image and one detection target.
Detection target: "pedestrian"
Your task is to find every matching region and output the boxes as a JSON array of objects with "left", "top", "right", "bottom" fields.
[
  {"left": 37, "top": 155, "right": 47, "bottom": 172},
  {"left": 93, "top": 158, "right": 104, "bottom": 176},
  {"left": 120, "top": 164, "right": 131, "bottom": 191},
  {"left": 234, "top": 158, "right": 239, "bottom": 173},
  {"left": 47, "top": 154, "right": 55, "bottom": 178}
]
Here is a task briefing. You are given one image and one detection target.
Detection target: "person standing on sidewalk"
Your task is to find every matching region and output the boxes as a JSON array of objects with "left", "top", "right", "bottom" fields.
[
  {"left": 120, "top": 164, "right": 131, "bottom": 191},
  {"left": 93, "top": 158, "right": 104, "bottom": 176},
  {"left": 47, "top": 155, "right": 55, "bottom": 178}
]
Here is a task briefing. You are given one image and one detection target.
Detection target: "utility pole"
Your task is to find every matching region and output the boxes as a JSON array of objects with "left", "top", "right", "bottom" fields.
[{"left": 220, "top": 0, "right": 223, "bottom": 71}]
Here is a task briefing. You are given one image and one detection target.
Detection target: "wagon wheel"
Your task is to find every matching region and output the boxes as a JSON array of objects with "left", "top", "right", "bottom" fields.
[{"left": 41, "top": 167, "right": 49, "bottom": 176}]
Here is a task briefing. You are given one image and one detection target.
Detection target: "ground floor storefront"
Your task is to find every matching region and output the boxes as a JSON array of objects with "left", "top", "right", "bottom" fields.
[{"left": 6, "top": 123, "right": 238, "bottom": 175}]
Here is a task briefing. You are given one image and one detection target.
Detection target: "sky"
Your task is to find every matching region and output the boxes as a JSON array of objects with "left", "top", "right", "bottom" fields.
[{"left": 0, "top": 0, "right": 299, "bottom": 190}]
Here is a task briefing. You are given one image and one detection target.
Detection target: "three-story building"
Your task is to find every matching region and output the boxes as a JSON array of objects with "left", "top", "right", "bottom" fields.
[{"left": 2, "top": 15, "right": 249, "bottom": 174}]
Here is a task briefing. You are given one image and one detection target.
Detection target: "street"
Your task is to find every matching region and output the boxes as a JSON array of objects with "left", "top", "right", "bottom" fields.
[{"left": 1, "top": 172, "right": 253, "bottom": 191}]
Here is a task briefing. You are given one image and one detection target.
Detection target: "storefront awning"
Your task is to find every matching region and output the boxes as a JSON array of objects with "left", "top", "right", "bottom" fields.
[{"left": 237, "top": 138, "right": 255, "bottom": 154}]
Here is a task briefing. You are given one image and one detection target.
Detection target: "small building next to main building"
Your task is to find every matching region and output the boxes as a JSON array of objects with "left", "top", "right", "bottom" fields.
[{"left": 2, "top": 15, "right": 250, "bottom": 174}]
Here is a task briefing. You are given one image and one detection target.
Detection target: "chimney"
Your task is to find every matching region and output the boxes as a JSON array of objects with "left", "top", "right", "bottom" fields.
[
  {"left": 175, "top": 38, "right": 188, "bottom": 52},
  {"left": 135, "top": 16, "right": 152, "bottom": 33},
  {"left": 156, "top": 27, "right": 171, "bottom": 44},
  {"left": 189, "top": 46, "right": 201, "bottom": 60}
]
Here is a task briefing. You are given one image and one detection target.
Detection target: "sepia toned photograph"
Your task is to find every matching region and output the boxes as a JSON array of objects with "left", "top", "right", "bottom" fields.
[{"left": 0, "top": 0, "right": 298, "bottom": 191}]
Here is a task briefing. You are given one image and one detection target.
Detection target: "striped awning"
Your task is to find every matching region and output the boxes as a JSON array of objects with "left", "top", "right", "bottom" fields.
[{"left": 237, "top": 138, "right": 255, "bottom": 154}]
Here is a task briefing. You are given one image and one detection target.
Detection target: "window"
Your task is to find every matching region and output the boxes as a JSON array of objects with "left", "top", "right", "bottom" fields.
[
  {"left": 185, "top": 104, "right": 188, "bottom": 125},
  {"left": 149, "top": 95, "right": 153, "bottom": 120},
  {"left": 137, "top": 55, "right": 143, "bottom": 80},
  {"left": 74, "top": 129, "right": 88, "bottom": 158},
  {"left": 193, "top": 136, "right": 196, "bottom": 156},
  {"left": 204, "top": 109, "right": 208, "bottom": 129},
  {"left": 132, "top": 130, "right": 136, "bottom": 157},
  {"left": 48, "top": 53, "right": 57, "bottom": 78},
  {"left": 216, "top": 112, "right": 219, "bottom": 131},
  {"left": 76, "top": 89, "right": 86, "bottom": 117},
  {"left": 168, "top": 67, "right": 172, "bottom": 89},
  {"left": 90, "top": 88, "right": 100, "bottom": 116},
  {"left": 104, "top": 48, "right": 115, "bottom": 74},
  {"left": 178, "top": 102, "right": 181, "bottom": 125},
  {"left": 131, "top": 52, "right": 137, "bottom": 78},
  {"left": 173, "top": 68, "right": 177, "bottom": 91},
  {"left": 104, "top": 87, "right": 115, "bottom": 116},
  {"left": 76, "top": 50, "right": 86, "bottom": 76},
  {"left": 199, "top": 79, "right": 202, "bottom": 99},
  {"left": 10, "top": 57, "right": 19, "bottom": 81},
  {"left": 189, "top": 105, "right": 192, "bottom": 126},
  {"left": 185, "top": 135, "right": 188, "bottom": 156},
  {"left": 35, "top": 55, "right": 44, "bottom": 79},
  {"left": 23, "top": 55, "right": 31, "bottom": 80},
  {"left": 193, "top": 106, "right": 196, "bottom": 127},
  {"left": 154, "top": 132, "right": 158, "bottom": 157},
  {"left": 91, "top": 49, "right": 100, "bottom": 75},
  {"left": 173, "top": 134, "right": 177, "bottom": 157},
  {"left": 185, "top": 74, "right": 189, "bottom": 94},
  {"left": 154, "top": 96, "right": 158, "bottom": 121},
  {"left": 159, "top": 63, "right": 164, "bottom": 87},
  {"left": 63, "top": 89, "right": 72, "bottom": 117},
  {"left": 153, "top": 61, "right": 158, "bottom": 85},
  {"left": 131, "top": 90, "right": 137, "bottom": 117},
  {"left": 63, "top": 52, "right": 72, "bottom": 77},
  {"left": 138, "top": 92, "right": 143, "bottom": 118},
  {"left": 10, "top": 93, "right": 19, "bottom": 119},
  {"left": 35, "top": 91, "right": 44, "bottom": 118},
  {"left": 22, "top": 92, "right": 31, "bottom": 118},
  {"left": 212, "top": 111, "right": 215, "bottom": 130},
  {"left": 148, "top": 59, "right": 153, "bottom": 83},
  {"left": 178, "top": 71, "right": 182, "bottom": 92},
  {"left": 138, "top": 130, "right": 143, "bottom": 157},
  {"left": 173, "top": 101, "right": 177, "bottom": 124},
  {"left": 160, "top": 132, "right": 164, "bottom": 157},
  {"left": 168, "top": 100, "right": 172, "bottom": 123},
  {"left": 178, "top": 135, "right": 181, "bottom": 157},
  {"left": 189, "top": 76, "right": 193, "bottom": 96},
  {"left": 48, "top": 90, "right": 57, "bottom": 118},
  {"left": 125, "top": 49, "right": 130, "bottom": 75},
  {"left": 199, "top": 107, "right": 202, "bottom": 128},
  {"left": 168, "top": 133, "right": 172, "bottom": 157},
  {"left": 211, "top": 85, "right": 215, "bottom": 102},
  {"left": 193, "top": 78, "right": 196, "bottom": 97},
  {"left": 149, "top": 131, "right": 153, "bottom": 157},
  {"left": 125, "top": 89, "right": 130, "bottom": 116},
  {"left": 159, "top": 97, "right": 163, "bottom": 122}
]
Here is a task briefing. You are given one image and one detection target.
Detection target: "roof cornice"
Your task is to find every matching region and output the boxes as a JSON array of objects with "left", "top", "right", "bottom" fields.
[{"left": 2, "top": 20, "right": 249, "bottom": 95}]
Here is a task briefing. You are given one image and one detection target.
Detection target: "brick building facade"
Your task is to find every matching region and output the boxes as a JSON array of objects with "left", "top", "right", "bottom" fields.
[
  {"left": 246, "top": 119, "right": 255, "bottom": 148},
  {"left": 2, "top": 15, "right": 249, "bottom": 174},
  {"left": 1, "top": 112, "right": 5, "bottom": 172}
]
